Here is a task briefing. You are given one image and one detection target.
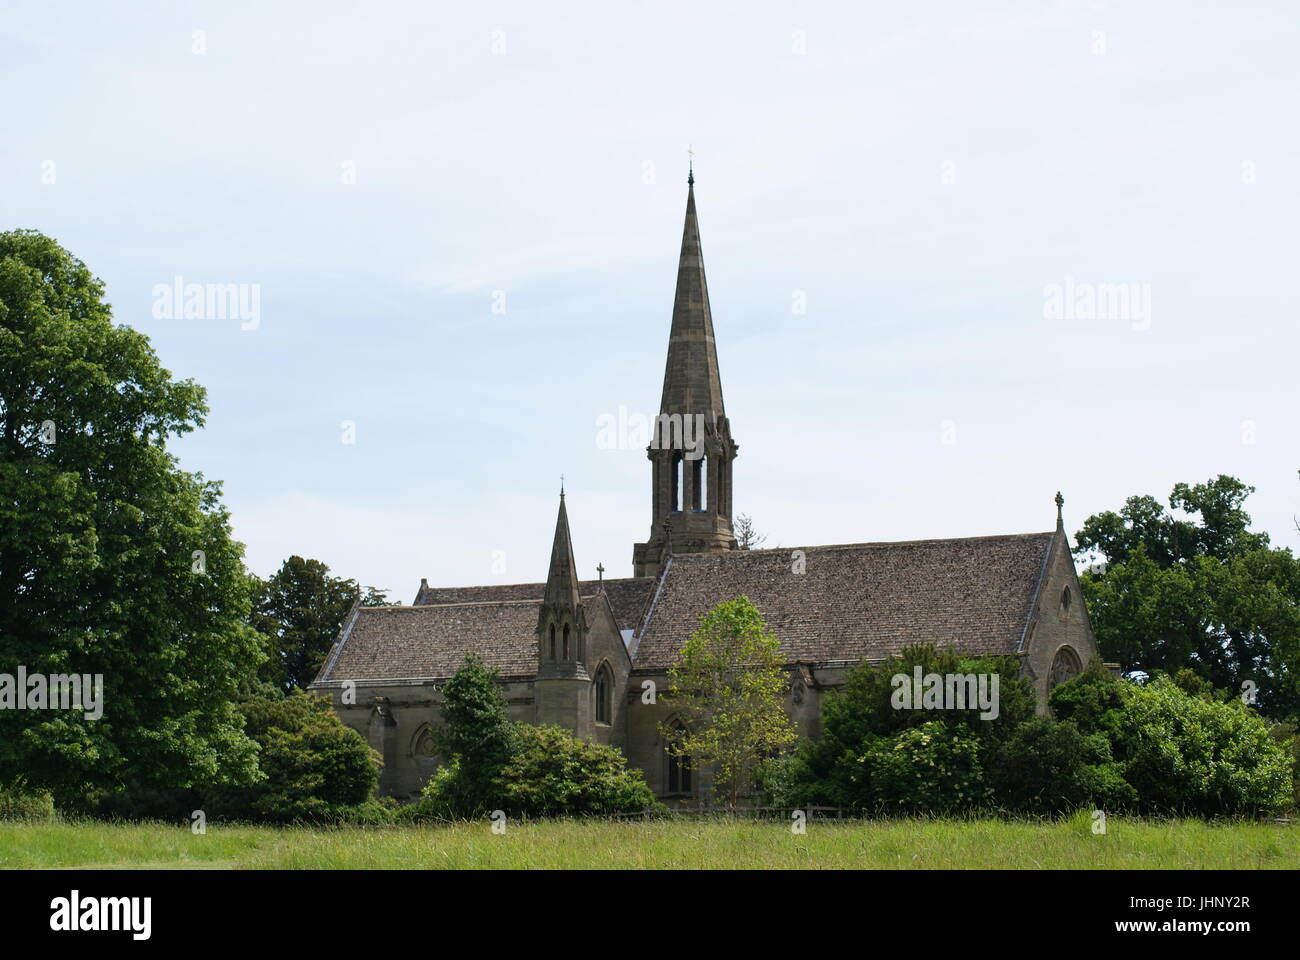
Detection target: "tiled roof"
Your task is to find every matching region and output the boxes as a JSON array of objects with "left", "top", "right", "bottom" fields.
[
  {"left": 631, "top": 533, "right": 1055, "bottom": 671},
  {"left": 315, "top": 591, "right": 624, "bottom": 684},
  {"left": 324, "top": 532, "right": 1054, "bottom": 683},
  {"left": 414, "top": 577, "right": 655, "bottom": 634}
]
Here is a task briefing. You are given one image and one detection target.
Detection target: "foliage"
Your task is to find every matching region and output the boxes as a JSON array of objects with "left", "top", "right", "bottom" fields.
[
  {"left": 0, "top": 777, "right": 56, "bottom": 822},
  {"left": 494, "top": 724, "right": 657, "bottom": 817},
  {"left": 0, "top": 229, "right": 262, "bottom": 802},
  {"left": 436, "top": 655, "right": 518, "bottom": 811},
  {"left": 780, "top": 644, "right": 1034, "bottom": 808},
  {"left": 1115, "top": 677, "right": 1291, "bottom": 816},
  {"left": 1052, "top": 668, "right": 1292, "bottom": 816},
  {"left": 1074, "top": 476, "right": 1300, "bottom": 719},
  {"left": 251, "top": 555, "right": 389, "bottom": 692},
  {"left": 402, "top": 655, "right": 521, "bottom": 820},
  {"left": 987, "top": 717, "right": 1135, "bottom": 814},
  {"left": 662, "top": 596, "right": 796, "bottom": 807},
  {"left": 206, "top": 690, "right": 381, "bottom": 823},
  {"left": 857, "top": 722, "right": 987, "bottom": 813}
]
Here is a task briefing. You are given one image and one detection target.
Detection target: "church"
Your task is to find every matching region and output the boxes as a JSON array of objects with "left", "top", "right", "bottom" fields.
[{"left": 309, "top": 172, "right": 1101, "bottom": 801}]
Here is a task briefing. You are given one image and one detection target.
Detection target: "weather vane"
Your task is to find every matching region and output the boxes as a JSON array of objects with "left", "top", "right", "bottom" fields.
[{"left": 687, "top": 145, "right": 695, "bottom": 184}]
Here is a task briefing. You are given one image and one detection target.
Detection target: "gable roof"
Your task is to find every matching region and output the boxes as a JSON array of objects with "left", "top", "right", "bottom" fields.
[
  {"left": 414, "top": 577, "right": 655, "bottom": 634},
  {"left": 631, "top": 532, "right": 1056, "bottom": 672}
]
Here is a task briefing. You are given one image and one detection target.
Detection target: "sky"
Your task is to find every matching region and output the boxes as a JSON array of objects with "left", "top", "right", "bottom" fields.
[{"left": 3, "top": 0, "right": 1297, "bottom": 600}]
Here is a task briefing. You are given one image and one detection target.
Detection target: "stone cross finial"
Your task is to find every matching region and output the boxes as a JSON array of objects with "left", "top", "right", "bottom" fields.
[
  {"left": 1055, "top": 491, "right": 1064, "bottom": 526},
  {"left": 596, "top": 562, "right": 605, "bottom": 583}
]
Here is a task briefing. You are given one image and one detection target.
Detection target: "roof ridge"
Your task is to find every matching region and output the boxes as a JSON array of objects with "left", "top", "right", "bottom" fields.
[
  {"left": 366, "top": 598, "right": 545, "bottom": 612},
  {"left": 666, "top": 531, "right": 1055, "bottom": 559},
  {"left": 416, "top": 575, "right": 651, "bottom": 595}
]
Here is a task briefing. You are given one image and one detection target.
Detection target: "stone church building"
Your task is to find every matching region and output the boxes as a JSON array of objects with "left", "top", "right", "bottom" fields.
[{"left": 310, "top": 173, "right": 1100, "bottom": 801}]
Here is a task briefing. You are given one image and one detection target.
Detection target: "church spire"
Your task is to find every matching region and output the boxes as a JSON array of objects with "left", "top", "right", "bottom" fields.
[
  {"left": 632, "top": 173, "right": 740, "bottom": 578},
  {"left": 543, "top": 489, "right": 581, "bottom": 612},
  {"left": 659, "top": 170, "right": 726, "bottom": 420}
]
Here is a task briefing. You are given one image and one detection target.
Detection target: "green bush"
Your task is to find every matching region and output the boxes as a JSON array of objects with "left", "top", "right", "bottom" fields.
[
  {"left": 988, "top": 717, "right": 1135, "bottom": 814},
  {"left": 0, "top": 778, "right": 56, "bottom": 821},
  {"left": 1118, "top": 677, "right": 1291, "bottom": 816},
  {"left": 857, "top": 722, "right": 987, "bottom": 813},
  {"left": 779, "top": 644, "right": 1034, "bottom": 808},
  {"left": 1053, "top": 668, "right": 1292, "bottom": 816},
  {"left": 495, "top": 724, "right": 657, "bottom": 817},
  {"left": 206, "top": 690, "right": 382, "bottom": 823}
]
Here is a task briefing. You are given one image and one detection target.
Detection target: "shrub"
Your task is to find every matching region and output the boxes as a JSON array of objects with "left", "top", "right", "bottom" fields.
[
  {"left": 494, "top": 724, "right": 657, "bottom": 817},
  {"left": 1117, "top": 677, "right": 1291, "bottom": 816},
  {"left": 1053, "top": 668, "right": 1292, "bottom": 816},
  {"left": 780, "top": 644, "right": 1034, "bottom": 808},
  {"left": 206, "top": 690, "right": 381, "bottom": 823},
  {"left": 988, "top": 717, "right": 1135, "bottom": 814},
  {"left": 857, "top": 722, "right": 987, "bottom": 813},
  {"left": 0, "top": 778, "right": 56, "bottom": 821}
]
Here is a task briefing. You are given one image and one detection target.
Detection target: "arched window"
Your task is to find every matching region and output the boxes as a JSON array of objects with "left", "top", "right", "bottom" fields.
[
  {"left": 690, "top": 456, "right": 704, "bottom": 511},
  {"left": 594, "top": 663, "right": 613, "bottom": 724},
  {"left": 412, "top": 726, "right": 436, "bottom": 758},
  {"left": 548, "top": 624, "right": 556, "bottom": 661},
  {"left": 666, "top": 721, "right": 692, "bottom": 794},
  {"left": 1060, "top": 586, "right": 1073, "bottom": 617},
  {"left": 562, "top": 623, "right": 570, "bottom": 660},
  {"left": 1049, "top": 646, "right": 1082, "bottom": 688},
  {"left": 671, "top": 453, "right": 683, "bottom": 511}
]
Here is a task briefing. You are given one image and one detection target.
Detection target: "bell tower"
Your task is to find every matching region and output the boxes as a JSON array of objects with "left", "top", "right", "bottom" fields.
[{"left": 633, "top": 168, "right": 738, "bottom": 578}]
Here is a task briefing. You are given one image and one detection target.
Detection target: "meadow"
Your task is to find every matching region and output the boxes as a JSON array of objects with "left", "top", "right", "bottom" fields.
[{"left": 2, "top": 815, "right": 1296, "bottom": 869}]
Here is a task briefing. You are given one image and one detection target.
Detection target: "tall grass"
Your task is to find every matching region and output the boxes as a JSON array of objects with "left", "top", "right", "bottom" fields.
[{"left": 1, "top": 816, "right": 1294, "bottom": 869}]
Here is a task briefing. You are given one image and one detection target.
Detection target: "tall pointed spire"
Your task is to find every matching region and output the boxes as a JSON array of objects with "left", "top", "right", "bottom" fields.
[
  {"left": 659, "top": 170, "right": 725, "bottom": 420},
  {"left": 543, "top": 489, "right": 582, "bottom": 612},
  {"left": 633, "top": 172, "right": 740, "bottom": 578}
]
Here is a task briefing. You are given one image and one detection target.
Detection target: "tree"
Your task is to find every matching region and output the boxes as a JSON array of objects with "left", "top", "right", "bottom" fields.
[
  {"left": 734, "top": 513, "right": 766, "bottom": 550},
  {"left": 662, "top": 596, "right": 796, "bottom": 807},
  {"left": 417, "top": 654, "right": 519, "bottom": 817},
  {"left": 1074, "top": 476, "right": 1300, "bottom": 718},
  {"left": 207, "top": 690, "right": 382, "bottom": 823},
  {"left": 0, "top": 230, "right": 262, "bottom": 802},
  {"left": 251, "top": 556, "right": 388, "bottom": 692}
]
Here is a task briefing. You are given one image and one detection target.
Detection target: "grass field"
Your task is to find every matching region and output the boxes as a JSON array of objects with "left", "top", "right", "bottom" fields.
[{"left": 2, "top": 815, "right": 1296, "bottom": 869}]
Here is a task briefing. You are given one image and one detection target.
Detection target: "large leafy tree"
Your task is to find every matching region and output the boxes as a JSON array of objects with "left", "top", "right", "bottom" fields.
[
  {"left": 662, "top": 596, "right": 797, "bottom": 808},
  {"left": 251, "top": 556, "right": 388, "bottom": 693},
  {"left": 1075, "top": 476, "right": 1300, "bottom": 719},
  {"left": 0, "top": 230, "right": 262, "bottom": 801}
]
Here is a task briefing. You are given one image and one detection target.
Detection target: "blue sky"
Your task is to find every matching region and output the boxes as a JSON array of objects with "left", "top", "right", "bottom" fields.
[{"left": 4, "top": 1, "right": 1298, "bottom": 599}]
